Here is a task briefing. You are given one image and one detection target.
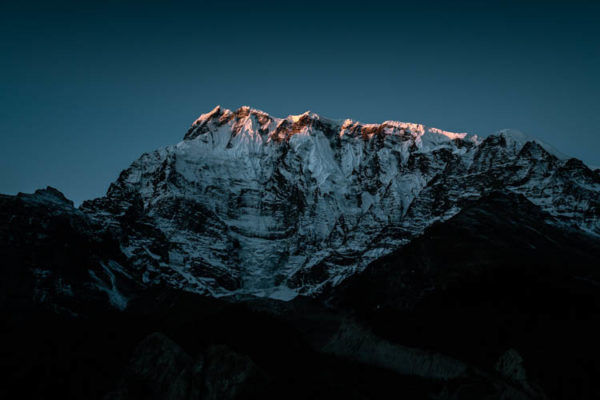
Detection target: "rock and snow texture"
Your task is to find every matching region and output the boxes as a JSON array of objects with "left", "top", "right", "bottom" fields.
[{"left": 80, "top": 106, "right": 600, "bottom": 299}]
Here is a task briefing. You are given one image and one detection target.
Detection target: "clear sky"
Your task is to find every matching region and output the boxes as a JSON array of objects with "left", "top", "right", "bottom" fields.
[{"left": 1, "top": 0, "right": 599, "bottom": 204}]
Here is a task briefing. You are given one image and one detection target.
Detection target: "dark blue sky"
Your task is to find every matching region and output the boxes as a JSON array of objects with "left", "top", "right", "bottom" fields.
[{"left": 2, "top": 0, "right": 599, "bottom": 204}]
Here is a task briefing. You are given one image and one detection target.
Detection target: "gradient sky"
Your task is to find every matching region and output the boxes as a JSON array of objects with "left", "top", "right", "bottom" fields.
[{"left": 1, "top": 0, "right": 599, "bottom": 204}]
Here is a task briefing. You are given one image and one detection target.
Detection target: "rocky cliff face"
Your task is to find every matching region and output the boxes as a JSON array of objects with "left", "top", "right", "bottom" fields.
[
  {"left": 0, "top": 187, "right": 142, "bottom": 315},
  {"left": 79, "top": 106, "right": 600, "bottom": 299}
]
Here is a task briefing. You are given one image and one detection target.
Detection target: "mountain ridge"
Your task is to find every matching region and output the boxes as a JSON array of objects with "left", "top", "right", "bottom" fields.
[
  {"left": 2, "top": 108, "right": 600, "bottom": 398},
  {"left": 71, "top": 106, "right": 600, "bottom": 299}
]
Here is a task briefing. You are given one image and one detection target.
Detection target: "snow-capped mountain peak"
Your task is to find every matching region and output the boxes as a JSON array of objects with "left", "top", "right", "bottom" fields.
[
  {"left": 187, "top": 106, "right": 478, "bottom": 146},
  {"left": 80, "top": 107, "right": 600, "bottom": 300},
  {"left": 493, "top": 128, "right": 568, "bottom": 160}
]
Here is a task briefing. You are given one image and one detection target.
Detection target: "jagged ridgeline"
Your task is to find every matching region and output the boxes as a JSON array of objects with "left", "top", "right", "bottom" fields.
[{"left": 75, "top": 106, "right": 599, "bottom": 300}]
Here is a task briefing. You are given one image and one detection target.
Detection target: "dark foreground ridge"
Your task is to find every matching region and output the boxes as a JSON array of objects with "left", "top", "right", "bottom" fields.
[{"left": 2, "top": 187, "right": 600, "bottom": 399}]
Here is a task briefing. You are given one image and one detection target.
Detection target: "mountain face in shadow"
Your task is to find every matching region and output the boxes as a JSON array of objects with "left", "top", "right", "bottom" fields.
[{"left": 329, "top": 191, "right": 600, "bottom": 399}]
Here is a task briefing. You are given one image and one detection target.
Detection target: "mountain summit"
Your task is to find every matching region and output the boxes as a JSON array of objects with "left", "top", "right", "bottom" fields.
[{"left": 72, "top": 106, "right": 600, "bottom": 300}]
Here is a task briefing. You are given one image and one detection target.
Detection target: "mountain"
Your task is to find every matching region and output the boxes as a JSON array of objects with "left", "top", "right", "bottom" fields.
[
  {"left": 0, "top": 187, "right": 144, "bottom": 314},
  {"left": 78, "top": 106, "right": 599, "bottom": 299},
  {"left": 2, "top": 107, "right": 600, "bottom": 399}
]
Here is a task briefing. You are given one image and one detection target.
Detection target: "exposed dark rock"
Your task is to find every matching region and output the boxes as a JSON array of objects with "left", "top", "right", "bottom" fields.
[
  {"left": 107, "top": 332, "right": 200, "bottom": 400},
  {"left": 0, "top": 188, "right": 142, "bottom": 315}
]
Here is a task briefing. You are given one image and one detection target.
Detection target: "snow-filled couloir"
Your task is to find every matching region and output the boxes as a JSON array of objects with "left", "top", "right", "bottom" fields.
[{"left": 80, "top": 106, "right": 600, "bottom": 300}]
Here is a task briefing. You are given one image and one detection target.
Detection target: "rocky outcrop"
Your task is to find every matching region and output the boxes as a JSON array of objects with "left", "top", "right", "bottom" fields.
[
  {"left": 201, "top": 344, "right": 267, "bottom": 400},
  {"left": 322, "top": 320, "right": 468, "bottom": 380},
  {"left": 107, "top": 332, "right": 199, "bottom": 400},
  {"left": 496, "top": 349, "right": 529, "bottom": 388},
  {"left": 107, "top": 332, "right": 266, "bottom": 400}
]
